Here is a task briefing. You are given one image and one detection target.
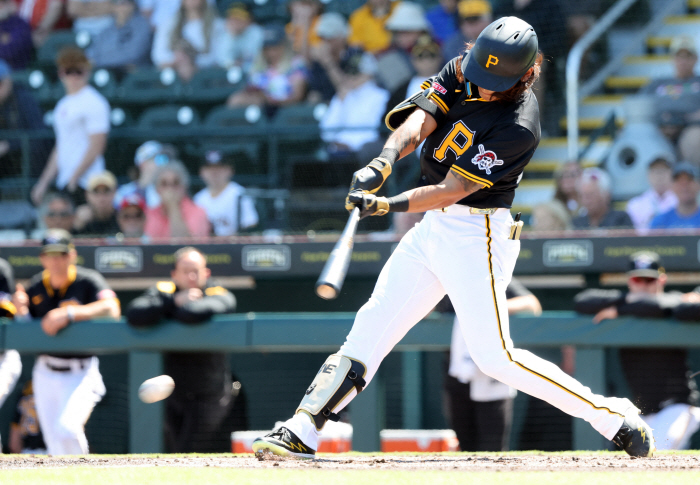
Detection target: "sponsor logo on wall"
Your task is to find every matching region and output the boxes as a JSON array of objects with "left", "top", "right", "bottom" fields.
[
  {"left": 95, "top": 247, "right": 143, "bottom": 272},
  {"left": 543, "top": 240, "right": 593, "bottom": 267},
  {"left": 242, "top": 245, "right": 291, "bottom": 271}
]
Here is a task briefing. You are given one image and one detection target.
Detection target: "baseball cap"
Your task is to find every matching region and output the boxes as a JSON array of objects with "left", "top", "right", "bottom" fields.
[
  {"left": 119, "top": 191, "right": 146, "bottom": 211},
  {"left": 458, "top": 0, "right": 492, "bottom": 19},
  {"left": 670, "top": 35, "right": 697, "bottom": 56},
  {"left": 673, "top": 161, "right": 699, "bottom": 180},
  {"left": 262, "top": 25, "right": 287, "bottom": 48},
  {"left": 41, "top": 229, "right": 73, "bottom": 254},
  {"left": 87, "top": 171, "right": 117, "bottom": 192},
  {"left": 411, "top": 34, "right": 441, "bottom": 58},
  {"left": 339, "top": 48, "right": 378, "bottom": 76},
  {"left": 385, "top": 2, "right": 430, "bottom": 32},
  {"left": 226, "top": 2, "right": 251, "bottom": 20},
  {"left": 134, "top": 140, "right": 163, "bottom": 166},
  {"left": 202, "top": 149, "right": 235, "bottom": 168},
  {"left": 315, "top": 12, "right": 349, "bottom": 40},
  {"left": 648, "top": 157, "right": 673, "bottom": 170},
  {"left": 627, "top": 251, "right": 663, "bottom": 279},
  {"left": 0, "top": 59, "right": 11, "bottom": 80}
]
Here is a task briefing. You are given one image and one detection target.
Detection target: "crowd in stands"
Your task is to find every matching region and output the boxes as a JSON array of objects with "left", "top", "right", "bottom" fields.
[{"left": 1, "top": 0, "right": 700, "bottom": 237}]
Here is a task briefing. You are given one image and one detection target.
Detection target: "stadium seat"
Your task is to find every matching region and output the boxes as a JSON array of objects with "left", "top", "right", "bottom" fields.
[
  {"left": 117, "top": 68, "right": 184, "bottom": 105},
  {"left": 109, "top": 106, "right": 135, "bottom": 128},
  {"left": 203, "top": 105, "right": 269, "bottom": 173},
  {"left": 36, "top": 30, "right": 91, "bottom": 68},
  {"left": 182, "top": 67, "right": 246, "bottom": 105},
  {"left": 137, "top": 105, "right": 201, "bottom": 129},
  {"left": 10, "top": 68, "right": 55, "bottom": 106}
]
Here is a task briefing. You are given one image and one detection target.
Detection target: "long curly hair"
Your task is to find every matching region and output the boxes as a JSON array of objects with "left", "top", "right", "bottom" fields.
[
  {"left": 456, "top": 42, "right": 543, "bottom": 103},
  {"left": 170, "top": 0, "right": 218, "bottom": 54}
]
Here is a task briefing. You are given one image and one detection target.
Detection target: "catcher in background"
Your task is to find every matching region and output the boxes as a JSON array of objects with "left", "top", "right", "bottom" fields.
[{"left": 253, "top": 17, "right": 655, "bottom": 459}]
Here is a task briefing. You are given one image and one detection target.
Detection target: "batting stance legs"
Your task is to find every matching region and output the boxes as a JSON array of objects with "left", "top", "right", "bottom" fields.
[{"left": 255, "top": 208, "right": 637, "bottom": 455}]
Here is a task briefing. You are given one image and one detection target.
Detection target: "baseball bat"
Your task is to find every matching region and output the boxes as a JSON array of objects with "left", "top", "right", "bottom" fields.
[{"left": 315, "top": 207, "right": 361, "bottom": 300}]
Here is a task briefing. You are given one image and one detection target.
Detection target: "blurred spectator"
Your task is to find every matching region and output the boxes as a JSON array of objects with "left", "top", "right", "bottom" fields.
[
  {"left": 8, "top": 380, "right": 47, "bottom": 454},
  {"left": 38, "top": 192, "right": 75, "bottom": 234},
  {"left": 426, "top": 0, "right": 458, "bottom": 44},
  {"left": 650, "top": 162, "right": 700, "bottom": 230},
  {"left": 641, "top": 36, "right": 700, "bottom": 168},
  {"left": 227, "top": 25, "right": 307, "bottom": 110},
  {"left": 31, "top": 48, "right": 110, "bottom": 205},
  {"left": 87, "top": 0, "right": 152, "bottom": 69},
  {"left": 530, "top": 200, "right": 571, "bottom": 232},
  {"left": 571, "top": 168, "right": 633, "bottom": 229},
  {"left": 446, "top": 278, "right": 540, "bottom": 451},
  {"left": 214, "top": 2, "right": 263, "bottom": 73},
  {"left": 0, "top": 59, "right": 49, "bottom": 179},
  {"left": 442, "top": 0, "right": 492, "bottom": 61},
  {"left": 172, "top": 38, "right": 197, "bottom": 83},
  {"left": 15, "top": 0, "right": 70, "bottom": 47},
  {"left": 347, "top": 0, "right": 398, "bottom": 55},
  {"left": 126, "top": 247, "right": 243, "bottom": 452},
  {"left": 73, "top": 170, "right": 119, "bottom": 236},
  {"left": 67, "top": 0, "right": 115, "bottom": 37},
  {"left": 377, "top": 2, "right": 430, "bottom": 94},
  {"left": 386, "top": 34, "right": 443, "bottom": 111},
  {"left": 114, "top": 140, "right": 175, "bottom": 209},
  {"left": 193, "top": 150, "right": 258, "bottom": 236},
  {"left": 139, "top": 0, "right": 216, "bottom": 31},
  {"left": 144, "top": 160, "right": 210, "bottom": 238},
  {"left": 320, "top": 48, "right": 388, "bottom": 159},
  {"left": 151, "top": 0, "right": 225, "bottom": 68},
  {"left": 116, "top": 191, "right": 146, "bottom": 237},
  {"left": 306, "top": 12, "right": 349, "bottom": 103},
  {"left": 574, "top": 251, "right": 700, "bottom": 450},
  {"left": 553, "top": 161, "right": 582, "bottom": 213},
  {"left": 626, "top": 157, "right": 678, "bottom": 231},
  {"left": 0, "top": 0, "right": 33, "bottom": 69},
  {"left": 286, "top": 0, "right": 321, "bottom": 59}
]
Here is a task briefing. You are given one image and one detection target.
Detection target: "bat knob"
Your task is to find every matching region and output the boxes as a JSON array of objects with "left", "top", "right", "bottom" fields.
[{"left": 315, "top": 283, "right": 339, "bottom": 300}]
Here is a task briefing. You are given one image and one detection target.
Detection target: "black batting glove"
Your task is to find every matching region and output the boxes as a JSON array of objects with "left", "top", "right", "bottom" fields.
[
  {"left": 347, "top": 191, "right": 390, "bottom": 219},
  {"left": 345, "top": 157, "right": 392, "bottom": 211}
]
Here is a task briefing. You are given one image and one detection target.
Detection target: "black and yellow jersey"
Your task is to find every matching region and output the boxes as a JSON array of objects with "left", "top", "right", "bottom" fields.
[
  {"left": 416, "top": 56, "right": 540, "bottom": 209},
  {"left": 0, "top": 258, "right": 16, "bottom": 318}
]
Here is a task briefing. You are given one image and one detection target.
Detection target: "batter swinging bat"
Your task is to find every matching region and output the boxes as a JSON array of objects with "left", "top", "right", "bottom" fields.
[{"left": 315, "top": 207, "right": 361, "bottom": 299}]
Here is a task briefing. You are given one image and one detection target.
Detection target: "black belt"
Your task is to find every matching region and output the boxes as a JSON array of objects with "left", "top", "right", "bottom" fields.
[{"left": 45, "top": 359, "right": 89, "bottom": 372}]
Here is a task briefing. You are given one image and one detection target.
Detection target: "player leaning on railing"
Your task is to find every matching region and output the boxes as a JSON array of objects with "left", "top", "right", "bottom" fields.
[{"left": 253, "top": 17, "right": 655, "bottom": 459}]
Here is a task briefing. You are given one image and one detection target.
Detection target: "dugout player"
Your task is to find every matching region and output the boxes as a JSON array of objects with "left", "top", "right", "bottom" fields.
[
  {"left": 12, "top": 229, "right": 120, "bottom": 455},
  {"left": 253, "top": 17, "right": 655, "bottom": 458},
  {"left": 126, "top": 246, "right": 242, "bottom": 452},
  {"left": 0, "top": 257, "right": 22, "bottom": 448}
]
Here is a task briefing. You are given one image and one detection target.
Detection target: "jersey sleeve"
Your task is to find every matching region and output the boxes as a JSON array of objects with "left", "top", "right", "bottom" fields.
[
  {"left": 422, "top": 56, "right": 463, "bottom": 118},
  {"left": 85, "top": 95, "right": 111, "bottom": 135},
  {"left": 83, "top": 270, "right": 116, "bottom": 302},
  {"left": 450, "top": 124, "right": 537, "bottom": 189}
]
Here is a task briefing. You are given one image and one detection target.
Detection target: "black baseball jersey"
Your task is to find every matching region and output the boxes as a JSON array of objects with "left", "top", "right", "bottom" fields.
[
  {"left": 418, "top": 57, "right": 540, "bottom": 208},
  {"left": 0, "top": 257, "right": 16, "bottom": 318},
  {"left": 26, "top": 265, "right": 116, "bottom": 358}
]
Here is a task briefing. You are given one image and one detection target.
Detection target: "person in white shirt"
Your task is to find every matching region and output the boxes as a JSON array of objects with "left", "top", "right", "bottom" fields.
[
  {"left": 193, "top": 150, "right": 258, "bottom": 236},
  {"left": 150, "top": 0, "right": 226, "bottom": 68},
  {"left": 138, "top": 0, "right": 215, "bottom": 31},
  {"left": 214, "top": 2, "right": 263, "bottom": 73},
  {"left": 31, "top": 47, "right": 110, "bottom": 206},
  {"left": 320, "top": 48, "right": 388, "bottom": 155},
  {"left": 626, "top": 157, "right": 678, "bottom": 232},
  {"left": 67, "top": 0, "right": 115, "bottom": 37}
]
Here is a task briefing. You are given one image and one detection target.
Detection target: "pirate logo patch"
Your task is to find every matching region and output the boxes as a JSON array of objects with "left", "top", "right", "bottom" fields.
[{"left": 471, "top": 144, "right": 503, "bottom": 175}]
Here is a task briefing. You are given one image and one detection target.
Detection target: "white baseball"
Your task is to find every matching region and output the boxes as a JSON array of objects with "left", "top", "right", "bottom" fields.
[{"left": 138, "top": 375, "right": 175, "bottom": 403}]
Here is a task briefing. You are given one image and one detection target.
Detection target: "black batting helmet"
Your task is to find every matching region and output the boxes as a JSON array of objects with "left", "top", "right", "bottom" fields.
[{"left": 461, "top": 16, "right": 538, "bottom": 92}]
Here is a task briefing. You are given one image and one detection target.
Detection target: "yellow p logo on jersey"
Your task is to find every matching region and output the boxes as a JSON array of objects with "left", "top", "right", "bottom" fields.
[{"left": 486, "top": 55, "right": 499, "bottom": 68}]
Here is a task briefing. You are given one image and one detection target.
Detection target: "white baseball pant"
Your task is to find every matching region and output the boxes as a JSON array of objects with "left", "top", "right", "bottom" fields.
[
  {"left": 0, "top": 350, "right": 22, "bottom": 409},
  {"left": 286, "top": 205, "right": 633, "bottom": 449},
  {"left": 32, "top": 356, "right": 105, "bottom": 455}
]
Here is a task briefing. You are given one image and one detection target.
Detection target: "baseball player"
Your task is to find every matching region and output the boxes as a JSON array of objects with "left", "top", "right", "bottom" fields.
[
  {"left": 253, "top": 17, "right": 655, "bottom": 458},
  {"left": 12, "top": 229, "right": 120, "bottom": 455},
  {"left": 0, "top": 257, "right": 22, "bottom": 449}
]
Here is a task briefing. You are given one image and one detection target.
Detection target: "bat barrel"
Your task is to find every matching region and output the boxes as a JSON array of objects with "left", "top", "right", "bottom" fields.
[{"left": 315, "top": 207, "right": 361, "bottom": 300}]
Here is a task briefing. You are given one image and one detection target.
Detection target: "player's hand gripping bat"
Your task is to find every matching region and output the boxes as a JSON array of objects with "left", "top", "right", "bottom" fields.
[{"left": 315, "top": 207, "right": 361, "bottom": 300}]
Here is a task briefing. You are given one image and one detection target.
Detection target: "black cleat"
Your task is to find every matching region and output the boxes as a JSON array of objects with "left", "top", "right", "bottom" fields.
[
  {"left": 252, "top": 427, "right": 316, "bottom": 459},
  {"left": 612, "top": 413, "right": 655, "bottom": 457}
]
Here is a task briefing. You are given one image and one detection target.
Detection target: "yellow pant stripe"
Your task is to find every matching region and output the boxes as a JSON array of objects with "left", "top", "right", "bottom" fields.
[
  {"left": 450, "top": 166, "right": 493, "bottom": 188},
  {"left": 483, "top": 215, "right": 623, "bottom": 417}
]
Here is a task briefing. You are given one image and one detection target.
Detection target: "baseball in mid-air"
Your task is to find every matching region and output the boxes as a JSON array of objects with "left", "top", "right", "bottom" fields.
[{"left": 138, "top": 375, "right": 175, "bottom": 403}]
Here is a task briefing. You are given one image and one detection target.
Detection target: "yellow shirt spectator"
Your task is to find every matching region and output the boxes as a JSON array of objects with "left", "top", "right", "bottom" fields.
[{"left": 348, "top": 1, "right": 401, "bottom": 54}]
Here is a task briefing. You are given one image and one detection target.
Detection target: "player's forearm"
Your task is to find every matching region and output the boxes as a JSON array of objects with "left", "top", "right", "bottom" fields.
[
  {"left": 397, "top": 171, "right": 482, "bottom": 213},
  {"left": 37, "top": 149, "right": 58, "bottom": 186},
  {"left": 507, "top": 295, "right": 542, "bottom": 316},
  {"left": 74, "top": 298, "right": 121, "bottom": 321},
  {"left": 384, "top": 109, "right": 436, "bottom": 160}
]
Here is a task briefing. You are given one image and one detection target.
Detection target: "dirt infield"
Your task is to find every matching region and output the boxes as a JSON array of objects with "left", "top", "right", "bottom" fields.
[{"left": 0, "top": 452, "right": 698, "bottom": 472}]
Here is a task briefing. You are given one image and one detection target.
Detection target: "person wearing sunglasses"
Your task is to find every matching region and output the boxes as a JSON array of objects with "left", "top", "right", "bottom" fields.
[
  {"left": 74, "top": 171, "right": 119, "bottom": 236},
  {"left": 35, "top": 192, "right": 75, "bottom": 239},
  {"left": 571, "top": 167, "right": 634, "bottom": 230},
  {"left": 574, "top": 251, "right": 700, "bottom": 450},
  {"left": 442, "top": 0, "right": 492, "bottom": 61},
  {"left": 116, "top": 192, "right": 146, "bottom": 238},
  {"left": 31, "top": 47, "right": 110, "bottom": 206},
  {"left": 144, "top": 160, "right": 210, "bottom": 239}
]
